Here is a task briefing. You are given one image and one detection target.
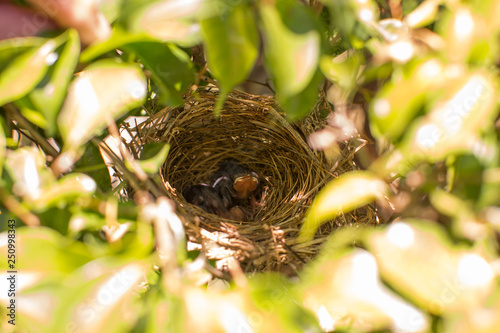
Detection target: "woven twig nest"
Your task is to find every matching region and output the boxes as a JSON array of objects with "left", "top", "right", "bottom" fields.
[{"left": 134, "top": 87, "right": 376, "bottom": 272}]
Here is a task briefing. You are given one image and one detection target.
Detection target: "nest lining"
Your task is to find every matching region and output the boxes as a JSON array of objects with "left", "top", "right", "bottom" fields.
[{"left": 132, "top": 87, "right": 377, "bottom": 272}]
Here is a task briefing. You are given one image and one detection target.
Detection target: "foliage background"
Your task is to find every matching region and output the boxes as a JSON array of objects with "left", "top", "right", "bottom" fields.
[{"left": 1, "top": 0, "right": 500, "bottom": 332}]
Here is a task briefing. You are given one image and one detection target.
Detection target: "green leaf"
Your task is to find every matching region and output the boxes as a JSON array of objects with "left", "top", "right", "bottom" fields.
[
  {"left": 369, "top": 58, "right": 446, "bottom": 141},
  {"left": 122, "top": 42, "right": 194, "bottom": 105},
  {"left": 137, "top": 142, "right": 170, "bottom": 174},
  {"left": 74, "top": 142, "right": 112, "bottom": 192},
  {"left": 100, "top": 0, "right": 125, "bottom": 23},
  {"left": 28, "top": 30, "right": 81, "bottom": 135},
  {"left": 320, "top": 51, "right": 364, "bottom": 101},
  {"left": 278, "top": 69, "right": 323, "bottom": 121},
  {"left": 299, "top": 171, "right": 389, "bottom": 242},
  {"left": 404, "top": 0, "right": 441, "bottom": 28},
  {"left": 0, "top": 117, "right": 5, "bottom": 179},
  {"left": 0, "top": 37, "right": 45, "bottom": 72},
  {"left": 321, "top": 0, "right": 377, "bottom": 48},
  {"left": 126, "top": 0, "right": 204, "bottom": 46},
  {"left": 0, "top": 39, "right": 58, "bottom": 106},
  {"left": 367, "top": 220, "right": 495, "bottom": 314},
  {"left": 380, "top": 70, "right": 500, "bottom": 176},
  {"left": 0, "top": 227, "right": 93, "bottom": 273},
  {"left": 31, "top": 173, "right": 97, "bottom": 209},
  {"left": 297, "top": 246, "right": 428, "bottom": 332},
  {"left": 260, "top": 0, "right": 322, "bottom": 98},
  {"left": 80, "top": 29, "right": 155, "bottom": 62},
  {"left": 50, "top": 260, "right": 148, "bottom": 333},
  {"left": 201, "top": 3, "right": 259, "bottom": 94},
  {"left": 13, "top": 96, "right": 48, "bottom": 128},
  {"left": 248, "top": 273, "right": 322, "bottom": 333},
  {"left": 82, "top": 29, "right": 195, "bottom": 105},
  {"left": 58, "top": 59, "right": 147, "bottom": 150}
]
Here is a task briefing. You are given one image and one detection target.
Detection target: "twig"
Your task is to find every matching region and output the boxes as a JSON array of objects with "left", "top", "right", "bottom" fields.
[
  {"left": 204, "top": 263, "right": 232, "bottom": 281},
  {"left": 4, "top": 104, "right": 59, "bottom": 158},
  {"left": 245, "top": 79, "right": 275, "bottom": 94},
  {"left": 106, "top": 115, "right": 148, "bottom": 182},
  {"left": 0, "top": 188, "right": 40, "bottom": 227},
  {"left": 95, "top": 138, "right": 166, "bottom": 198}
]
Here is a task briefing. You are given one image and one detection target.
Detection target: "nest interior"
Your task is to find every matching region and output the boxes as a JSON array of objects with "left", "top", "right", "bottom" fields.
[{"left": 135, "top": 87, "right": 376, "bottom": 272}]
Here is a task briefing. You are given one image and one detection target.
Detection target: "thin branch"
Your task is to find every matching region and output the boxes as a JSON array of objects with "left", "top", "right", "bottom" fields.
[
  {"left": 0, "top": 188, "right": 40, "bottom": 227},
  {"left": 245, "top": 79, "right": 276, "bottom": 94},
  {"left": 4, "top": 104, "right": 59, "bottom": 158},
  {"left": 95, "top": 138, "right": 166, "bottom": 198}
]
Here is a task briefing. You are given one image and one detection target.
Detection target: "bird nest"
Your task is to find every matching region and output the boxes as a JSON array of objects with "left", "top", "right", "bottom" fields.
[{"left": 132, "top": 87, "right": 377, "bottom": 273}]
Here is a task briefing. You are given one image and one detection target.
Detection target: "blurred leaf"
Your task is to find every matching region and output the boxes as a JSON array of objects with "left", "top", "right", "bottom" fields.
[
  {"left": 367, "top": 220, "right": 495, "bottom": 314},
  {"left": 39, "top": 207, "right": 72, "bottom": 234},
  {"left": 248, "top": 273, "right": 321, "bottom": 333},
  {"left": 479, "top": 165, "right": 500, "bottom": 209},
  {"left": 13, "top": 96, "right": 48, "bottom": 128},
  {"left": 444, "top": 6, "right": 476, "bottom": 63},
  {"left": 429, "top": 188, "right": 474, "bottom": 220},
  {"left": 58, "top": 59, "right": 147, "bottom": 150},
  {"left": 201, "top": 3, "right": 259, "bottom": 114},
  {"left": 369, "top": 58, "right": 446, "bottom": 141},
  {"left": 447, "top": 299, "right": 500, "bottom": 333},
  {"left": 68, "top": 211, "right": 107, "bottom": 236},
  {"left": 129, "top": 0, "right": 205, "bottom": 46},
  {"left": 82, "top": 33, "right": 195, "bottom": 105},
  {"left": 448, "top": 154, "right": 484, "bottom": 200},
  {"left": 397, "top": 71, "right": 498, "bottom": 166},
  {"left": 404, "top": 0, "right": 441, "bottom": 28},
  {"left": 299, "top": 171, "right": 389, "bottom": 242},
  {"left": 100, "top": 0, "right": 125, "bottom": 23},
  {"left": 258, "top": 0, "right": 325, "bottom": 119},
  {"left": 50, "top": 260, "right": 148, "bottom": 333},
  {"left": 123, "top": 42, "right": 194, "bottom": 105},
  {"left": 32, "top": 173, "right": 96, "bottom": 209},
  {"left": 260, "top": 0, "right": 321, "bottom": 98},
  {"left": 0, "top": 39, "right": 58, "bottom": 106},
  {"left": 0, "top": 117, "right": 5, "bottom": 179},
  {"left": 80, "top": 29, "right": 155, "bottom": 62},
  {"left": 279, "top": 68, "right": 324, "bottom": 121},
  {"left": 298, "top": 248, "right": 428, "bottom": 332},
  {"left": 320, "top": 51, "right": 364, "bottom": 102},
  {"left": 137, "top": 142, "right": 170, "bottom": 174},
  {"left": 183, "top": 286, "right": 255, "bottom": 333},
  {"left": 74, "top": 142, "right": 112, "bottom": 192},
  {"left": 131, "top": 288, "right": 184, "bottom": 333},
  {"left": 28, "top": 29, "right": 81, "bottom": 135},
  {"left": 322, "top": 0, "right": 378, "bottom": 47},
  {"left": 0, "top": 37, "right": 45, "bottom": 72},
  {"left": 5, "top": 147, "right": 56, "bottom": 202},
  {"left": 0, "top": 227, "right": 93, "bottom": 273}
]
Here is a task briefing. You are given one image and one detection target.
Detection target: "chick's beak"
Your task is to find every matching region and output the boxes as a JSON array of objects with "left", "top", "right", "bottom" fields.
[{"left": 233, "top": 175, "right": 259, "bottom": 199}]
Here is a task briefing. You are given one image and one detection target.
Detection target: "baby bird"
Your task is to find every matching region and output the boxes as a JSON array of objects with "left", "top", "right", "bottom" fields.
[
  {"left": 211, "top": 159, "right": 260, "bottom": 209},
  {"left": 183, "top": 184, "right": 227, "bottom": 217}
]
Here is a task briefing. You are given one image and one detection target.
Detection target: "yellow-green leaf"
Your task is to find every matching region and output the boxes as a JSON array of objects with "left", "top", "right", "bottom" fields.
[
  {"left": 390, "top": 71, "right": 499, "bottom": 173},
  {"left": 260, "top": 0, "right": 321, "bottom": 98},
  {"left": 367, "top": 220, "right": 495, "bottom": 314},
  {"left": 201, "top": 3, "right": 258, "bottom": 92},
  {"left": 58, "top": 60, "right": 147, "bottom": 150},
  {"left": 0, "top": 39, "right": 58, "bottom": 106},
  {"left": 369, "top": 58, "right": 446, "bottom": 141},
  {"left": 137, "top": 142, "right": 170, "bottom": 174},
  {"left": 132, "top": 0, "right": 204, "bottom": 46},
  {"left": 28, "top": 30, "right": 80, "bottom": 135},
  {"left": 298, "top": 249, "right": 428, "bottom": 332},
  {"left": 299, "top": 171, "right": 389, "bottom": 242}
]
